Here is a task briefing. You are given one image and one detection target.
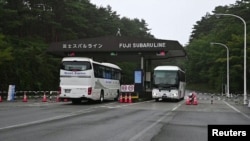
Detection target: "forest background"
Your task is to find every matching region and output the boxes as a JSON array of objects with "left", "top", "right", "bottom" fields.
[{"left": 0, "top": 0, "right": 249, "bottom": 94}]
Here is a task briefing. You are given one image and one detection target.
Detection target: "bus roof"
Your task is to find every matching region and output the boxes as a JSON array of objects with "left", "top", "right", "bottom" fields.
[
  {"left": 62, "top": 57, "right": 121, "bottom": 70},
  {"left": 154, "top": 65, "right": 184, "bottom": 72},
  {"left": 101, "top": 63, "right": 121, "bottom": 70},
  {"left": 62, "top": 57, "right": 93, "bottom": 62}
]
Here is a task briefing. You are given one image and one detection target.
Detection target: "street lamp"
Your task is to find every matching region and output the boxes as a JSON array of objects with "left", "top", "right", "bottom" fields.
[
  {"left": 210, "top": 42, "right": 230, "bottom": 98},
  {"left": 215, "top": 13, "right": 247, "bottom": 105}
]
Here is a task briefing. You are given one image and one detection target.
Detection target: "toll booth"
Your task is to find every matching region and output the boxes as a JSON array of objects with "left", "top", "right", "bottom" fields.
[{"left": 47, "top": 36, "right": 187, "bottom": 101}]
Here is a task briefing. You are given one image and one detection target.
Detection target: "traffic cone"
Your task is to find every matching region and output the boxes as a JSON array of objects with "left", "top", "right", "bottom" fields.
[
  {"left": 185, "top": 97, "right": 191, "bottom": 105},
  {"left": 124, "top": 93, "right": 128, "bottom": 103},
  {"left": 0, "top": 95, "right": 2, "bottom": 102},
  {"left": 119, "top": 94, "right": 123, "bottom": 103},
  {"left": 56, "top": 95, "right": 60, "bottom": 102},
  {"left": 23, "top": 93, "right": 28, "bottom": 102},
  {"left": 128, "top": 93, "right": 132, "bottom": 103},
  {"left": 193, "top": 96, "right": 198, "bottom": 105},
  {"left": 42, "top": 93, "right": 47, "bottom": 102}
]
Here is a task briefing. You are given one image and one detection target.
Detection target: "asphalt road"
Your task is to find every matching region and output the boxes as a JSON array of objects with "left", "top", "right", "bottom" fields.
[{"left": 0, "top": 94, "right": 249, "bottom": 141}]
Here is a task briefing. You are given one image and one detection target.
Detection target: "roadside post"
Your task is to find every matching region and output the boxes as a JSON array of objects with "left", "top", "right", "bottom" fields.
[
  {"left": 7, "top": 85, "right": 15, "bottom": 101},
  {"left": 211, "top": 94, "right": 214, "bottom": 104}
]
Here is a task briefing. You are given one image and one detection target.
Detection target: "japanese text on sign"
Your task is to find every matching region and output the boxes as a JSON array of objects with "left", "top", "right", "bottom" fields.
[
  {"left": 120, "top": 85, "right": 134, "bottom": 92},
  {"left": 62, "top": 43, "right": 103, "bottom": 49}
]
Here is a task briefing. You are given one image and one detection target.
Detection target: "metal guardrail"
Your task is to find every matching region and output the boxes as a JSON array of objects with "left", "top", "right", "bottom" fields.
[
  {"left": 193, "top": 93, "right": 250, "bottom": 105},
  {"left": 0, "top": 90, "right": 59, "bottom": 100}
]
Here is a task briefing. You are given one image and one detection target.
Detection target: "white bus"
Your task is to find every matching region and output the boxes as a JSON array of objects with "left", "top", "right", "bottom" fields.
[
  {"left": 152, "top": 65, "right": 186, "bottom": 102},
  {"left": 59, "top": 57, "right": 122, "bottom": 104}
]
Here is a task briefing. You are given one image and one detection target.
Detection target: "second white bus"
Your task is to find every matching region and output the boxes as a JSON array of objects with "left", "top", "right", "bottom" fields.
[
  {"left": 152, "top": 65, "right": 186, "bottom": 102},
  {"left": 59, "top": 57, "right": 122, "bottom": 104}
]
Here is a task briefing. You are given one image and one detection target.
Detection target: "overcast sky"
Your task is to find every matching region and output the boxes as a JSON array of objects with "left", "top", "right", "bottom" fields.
[{"left": 90, "top": 0, "right": 237, "bottom": 46}]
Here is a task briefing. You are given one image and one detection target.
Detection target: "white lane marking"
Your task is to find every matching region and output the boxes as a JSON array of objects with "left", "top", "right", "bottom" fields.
[
  {"left": 0, "top": 101, "right": 148, "bottom": 130},
  {"left": 0, "top": 100, "right": 181, "bottom": 131},
  {"left": 100, "top": 100, "right": 155, "bottom": 108},
  {"left": 0, "top": 109, "right": 94, "bottom": 130},
  {"left": 128, "top": 103, "right": 182, "bottom": 141},
  {"left": 223, "top": 101, "right": 250, "bottom": 119},
  {"left": 172, "top": 103, "right": 182, "bottom": 111}
]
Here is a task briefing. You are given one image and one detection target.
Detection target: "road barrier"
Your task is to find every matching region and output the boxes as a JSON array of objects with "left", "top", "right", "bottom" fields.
[{"left": 0, "top": 90, "right": 59, "bottom": 102}]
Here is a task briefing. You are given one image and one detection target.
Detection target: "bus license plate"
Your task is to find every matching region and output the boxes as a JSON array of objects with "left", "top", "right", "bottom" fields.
[{"left": 65, "top": 89, "right": 71, "bottom": 93}]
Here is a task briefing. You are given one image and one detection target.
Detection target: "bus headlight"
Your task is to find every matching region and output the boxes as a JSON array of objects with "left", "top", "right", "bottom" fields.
[
  {"left": 152, "top": 92, "right": 157, "bottom": 96},
  {"left": 172, "top": 92, "right": 178, "bottom": 97}
]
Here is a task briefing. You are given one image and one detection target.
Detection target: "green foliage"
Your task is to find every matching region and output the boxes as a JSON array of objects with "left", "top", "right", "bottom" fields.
[
  {"left": 1, "top": 0, "right": 249, "bottom": 94},
  {"left": 0, "top": 0, "right": 153, "bottom": 91},
  {"left": 0, "top": 34, "right": 13, "bottom": 64},
  {"left": 186, "top": 0, "right": 250, "bottom": 93},
  {"left": 116, "top": 62, "right": 138, "bottom": 84}
]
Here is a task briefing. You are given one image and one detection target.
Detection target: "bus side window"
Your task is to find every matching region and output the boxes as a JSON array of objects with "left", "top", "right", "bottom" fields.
[
  {"left": 93, "top": 63, "right": 104, "bottom": 78},
  {"left": 93, "top": 64, "right": 98, "bottom": 77}
]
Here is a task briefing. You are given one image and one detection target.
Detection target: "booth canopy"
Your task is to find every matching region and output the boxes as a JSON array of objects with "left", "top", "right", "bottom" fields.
[{"left": 47, "top": 36, "right": 187, "bottom": 62}]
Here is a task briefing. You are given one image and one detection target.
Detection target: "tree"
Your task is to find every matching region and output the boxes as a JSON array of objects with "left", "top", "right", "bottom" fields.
[
  {"left": 0, "top": 0, "right": 154, "bottom": 91},
  {"left": 186, "top": 0, "right": 250, "bottom": 93},
  {"left": 0, "top": 34, "right": 13, "bottom": 65}
]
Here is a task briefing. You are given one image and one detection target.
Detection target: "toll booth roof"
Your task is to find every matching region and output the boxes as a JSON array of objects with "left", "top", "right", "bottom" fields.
[{"left": 47, "top": 36, "right": 187, "bottom": 62}]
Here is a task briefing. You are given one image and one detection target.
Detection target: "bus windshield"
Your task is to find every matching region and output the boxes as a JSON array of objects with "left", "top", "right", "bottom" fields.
[
  {"left": 153, "top": 70, "right": 178, "bottom": 88},
  {"left": 61, "top": 61, "right": 91, "bottom": 71}
]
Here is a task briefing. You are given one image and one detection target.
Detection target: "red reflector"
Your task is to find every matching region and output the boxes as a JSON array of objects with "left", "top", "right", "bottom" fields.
[{"left": 88, "top": 87, "right": 92, "bottom": 95}]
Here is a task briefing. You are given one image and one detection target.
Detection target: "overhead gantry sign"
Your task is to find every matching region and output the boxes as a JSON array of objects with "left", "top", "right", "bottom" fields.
[{"left": 47, "top": 36, "right": 187, "bottom": 62}]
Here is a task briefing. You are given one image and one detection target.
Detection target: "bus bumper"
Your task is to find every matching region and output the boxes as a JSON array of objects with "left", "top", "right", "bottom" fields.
[{"left": 152, "top": 90, "right": 179, "bottom": 101}]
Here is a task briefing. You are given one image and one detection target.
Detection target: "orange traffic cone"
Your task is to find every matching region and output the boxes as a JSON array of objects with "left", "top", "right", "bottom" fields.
[
  {"left": 0, "top": 95, "right": 2, "bottom": 102},
  {"left": 23, "top": 93, "right": 28, "bottom": 102},
  {"left": 128, "top": 93, "right": 132, "bottom": 103},
  {"left": 124, "top": 93, "right": 127, "bottom": 103},
  {"left": 119, "top": 94, "right": 123, "bottom": 103},
  {"left": 42, "top": 93, "right": 47, "bottom": 102},
  {"left": 185, "top": 97, "right": 191, "bottom": 105},
  {"left": 56, "top": 95, "right": 60, "bottom": 102},
  {"left": 193, "top": 96, "right": 198, "bottom": 105}
]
